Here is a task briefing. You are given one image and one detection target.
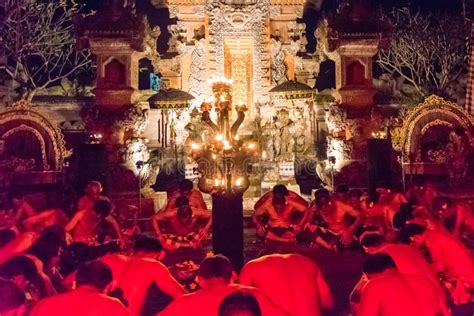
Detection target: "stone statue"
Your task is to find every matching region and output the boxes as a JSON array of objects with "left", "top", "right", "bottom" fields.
[
  {"left": 446, "top": 127, "right": 470, "bottom": 183},
  {"left": 274, "top": 109, "right": 294, "bottom": 161}
]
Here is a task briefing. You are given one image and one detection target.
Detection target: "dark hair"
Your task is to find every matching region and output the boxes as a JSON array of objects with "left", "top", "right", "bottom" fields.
[
  {"left": 177, "top": 205, "right": 192, "bottom": 219},
  {"left": 0, "top": 279, "right": 25, "bottom": 313},
  {"left": 316, "top": 194, "right": 331, "bottom": 209},
  {"left": 272, "top": 185, "right": 288, "bottom": 196},
  {"left": 93, "top": 199, "right": 112, "bottom": 218},
  {"left": 0, "top": 255, "right": 38, "bottom": 280},
  {"left": 398, "top": 203, "right": 413, "bottom": 214},
  {"left": 360, "top": 233, "right": 385, "bottom": 248},
  {"left": 363, "top": 253, "right": 397, "bottom": 275},
  {"left": 272, "top": 194, "right": 286, "bottom": 206},
  {"left": 0, "top": 228, "right": 16, "bottom": 248},
  {"left": 348, "top": 189, "right": 362, "bottom": 199},
  {"left": 335, "top": 184, "right": 349, "bottom": 194},
  {"left": 134, "top": 235, "right": 163, "bottom": 253},
  {"left": 392, "top": 211, "right": 414, "bottom": 230},
  {"left": 175, "top": 196, "right": 190, "bottom": 208},
  {"left": 314, "top": 188, "right": 330, "bottom": 199},
  {"left": 28, "top": 225, "right": 66, "bottom": 266},
  {"left": 179, "top": 179, "right": 194, "bottom": 192},
  {"left": 198, "top": 255, "right": 233, "bottom": 282},
  {"left": 400, "top": 223, "right": 427, "bottom": 241},
  {"left": 75, "top": 260, "right": 113, "bottom": 290},
  {"left": 0, "top": 255, "right": 47, "bottom": 298},
  {"left": 218, "top": 291, "right": 262, "bottom": 316}
]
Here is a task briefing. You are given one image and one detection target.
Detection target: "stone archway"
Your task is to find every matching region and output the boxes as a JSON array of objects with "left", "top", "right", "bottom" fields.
[
  {"left": 397, "top": 95, "right": 473, "bottom": 175},
  {"left": 0, "top": 100, "right": 71, "bottom": 171}
]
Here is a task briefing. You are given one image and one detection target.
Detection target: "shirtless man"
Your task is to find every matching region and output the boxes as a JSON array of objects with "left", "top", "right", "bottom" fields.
[
  {"left": 0, "top": 229, "right": 37, "bottom": 264},
  {"left": 66, "top": 199, "right": 124, "bottom": 247},
  {"left": 252, "top": 193, "right": 308, "bottom": 243},
  {"left": 76, "top": 181, "right": 108, "bottom": 214},
  {"left": 351, "top": 232, "right": 442, "bottom": 314},
  {"left": 9, "top": 190, "right": 36, "bottom": 224},
  {"left": 253, "top": 184, "right": 308, "bottom": 211},
  {"left": 152, "top": 197, "right": 211, "bottom": 250},
  {"left": 311, "top": 194, "right": 362, "bottom": 247},
  {"left": 238, "top": 253, "right": 334, "bottom": 316},
  {"left": 403, "top": 223, "right": 474, "bottom": 305},
  {"left": 30, "top": 260, "right": 127, "bottom": 316},
  {"left": 158, "top": 255, "right": 290, "bottom": 316},
  {"left": 101, "top": 235, "right": 187, "bottom": 316},
  {"left": 359, "top": 253, "right": 448, "bottom": 316},
  {"left": 433, "top": 197, "right": 474, "bottom": 239},
  {"left": 164, "top": 179, "right": 207, "bottom": 212}
]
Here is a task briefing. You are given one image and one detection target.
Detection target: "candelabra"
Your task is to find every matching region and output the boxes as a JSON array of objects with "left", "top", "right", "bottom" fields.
[{"left": 190, "top": 76, "right": 257, "bottom": 196}]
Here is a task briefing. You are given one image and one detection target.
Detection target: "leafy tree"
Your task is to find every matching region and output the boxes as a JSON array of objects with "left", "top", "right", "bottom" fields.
[
  {"left": 0, "top": 0, "right": 92, "bottom": 101},
  {"left": 376, "top": 8, "right": 469, "bottom": 102}
]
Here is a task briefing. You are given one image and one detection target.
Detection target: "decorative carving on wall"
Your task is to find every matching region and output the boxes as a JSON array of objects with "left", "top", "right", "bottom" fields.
[
  {"left": 143, "top": 20, "right": 162, "bottom": 72},
  {"left": 0, "top": 100, "right": 71, "bottom": 171},
  {"left": 188, "top": 38, "right": 209, "bottom": 104},
  {"left": 270, "top": 38, "right": 287, "bottom": 86},
  {"left": 206, "top": 0, "right": 271, "bottom": 102}
]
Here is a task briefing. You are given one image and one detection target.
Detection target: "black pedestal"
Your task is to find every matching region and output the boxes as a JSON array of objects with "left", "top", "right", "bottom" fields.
[{"left": 212, "top": 193, "right": 244, "bottom": 271}]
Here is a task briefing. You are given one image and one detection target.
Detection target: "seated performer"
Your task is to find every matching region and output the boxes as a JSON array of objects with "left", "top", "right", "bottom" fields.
[
  {"left": 239, "top": 253, "right": 334, "bottom": 316},
  {"left": 433, "top": 197, "right": 474, "bottom": 241},
  {"left": 76, "top": 181, "right": 109, "bottom": 214},
  {"left": 308, "top": 194, "right": 362, "bottom": 249},
  {"left": 30, "top": 260, "right": 128, "bottom": 316},
  {"left": 101, "top": 235, "right": 187, "bottom": 316},
  {"left": 152, "top": 197, "right": 211, "bottom": 250},
  {"left": 8, "top": 190, "right": 36, "bottom": 226},
  {"left": 350, "top": 232, "right": 442, "bottom": 315},
  {"left": 158, "top": 255, "right": 290, "bottom": 316},
  {"left": 164, "top": 179, "right": 207, "bottom": 212},
  {"left": 254, "top": 184, "right": 309, "bottom": 211},
  {"left": 403, "top": 223, "right": 474, "bottom": 305},
  {"left": 252, "top": 193, "right": 309, "bottom": 243},
  {"left": 358, "top": 253, "right": 449, "bottom": 316},
  {"left": 66, "top": 199, "right": 124, "bottom": 247}
]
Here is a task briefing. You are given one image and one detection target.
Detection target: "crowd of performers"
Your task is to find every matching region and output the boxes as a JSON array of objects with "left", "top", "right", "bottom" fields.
[{"left": 0, "top": 178, "right": 473, "bottom": 315}]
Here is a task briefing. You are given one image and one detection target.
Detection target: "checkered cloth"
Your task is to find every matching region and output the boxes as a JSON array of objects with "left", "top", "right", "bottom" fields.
[
  {"left": 442, "top": 275, "right": 474, "bottom": 305},
  {"left": 162, "top": 232, "right": 201, "bottom": 249},
  {"left": 465, "top": 23, "right": 474, "bottom": 114}
]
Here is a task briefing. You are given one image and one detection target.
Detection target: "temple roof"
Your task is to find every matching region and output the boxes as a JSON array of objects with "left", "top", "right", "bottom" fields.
[
  {"left": 269, "top": 80, "right": 314, "bottom": 99},
  {"left": 148, "top": 88, "right": 194, "bottom": 109},
  {"left": 75, "top": 0, "right": 145, "bottom": 40},
  {"left": 328, "top": 0, "right": 391, "bottom": 42}
]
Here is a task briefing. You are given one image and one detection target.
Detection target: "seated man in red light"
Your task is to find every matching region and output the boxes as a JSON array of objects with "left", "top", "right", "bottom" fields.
[
  {"left": 253, "top": 184, "right": 308, "bottom": 211},
  {"left": 76, "top": 181, "right": 109, "bottom": 214},
  {"left": 433, "top": 197, "right": 474, "bottom": 244},
  {"left": 239, "top": 253, "right": 334, "bottom": 316},
  {"left": 252, "top": 193, "right": 308, "bottom": 243},
  {"left": 403, "top": 223, "right": 474, "bottom": 305},
  {"left": 152, "top": 196, "right": 211, "bottom": 250},
  {"left": 164, "top": 179, "right": 207, "bottom": 212},
  {"left": 66, "top": 199, "right": 124, "bottom": 247},
  {"left": 350, "top": 232, "right": 443, "bottom": 315},
  {"left": 9, "top": 190, "right": 37, "bottom": 225},
  {"left": 158, "top": 255, "right": 290, "bottom": 316},
  {"left": 101, "top": 235, "right": 187, "bottom": 316},
  {"left": 308, "top": 194, "right": 362, "bottom": 249},
  {"left": 30, "top": 260, "right": 128, "bottom": 316},
  {"left": 358, "top": 253, "right": 449, "bottom": 316}
]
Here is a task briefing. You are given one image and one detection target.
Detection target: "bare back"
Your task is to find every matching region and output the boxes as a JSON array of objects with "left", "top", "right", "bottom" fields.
[
  {"left": 239, "top": 253, "right": 333, "bottom": 316},
  {"left": 102, "top": 254, "right": 185, "bottom": 316}
]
